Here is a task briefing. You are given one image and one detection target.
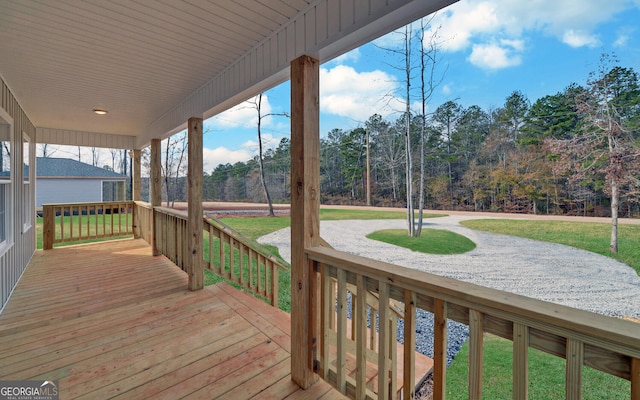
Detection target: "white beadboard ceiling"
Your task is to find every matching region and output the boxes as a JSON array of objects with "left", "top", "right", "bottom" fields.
[{"left": 0, "top": 0, "right": 456, "bottom": 149}]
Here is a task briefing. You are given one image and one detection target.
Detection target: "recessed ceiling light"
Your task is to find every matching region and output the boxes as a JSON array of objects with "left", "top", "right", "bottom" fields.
[{"left": 93, "top": 109, "right": 108, "bottom": 115}]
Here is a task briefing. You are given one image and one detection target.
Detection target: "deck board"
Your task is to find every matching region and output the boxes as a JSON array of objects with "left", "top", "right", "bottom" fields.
[{"left": 0, "top": 239, "right": 346, "bottom": 399}]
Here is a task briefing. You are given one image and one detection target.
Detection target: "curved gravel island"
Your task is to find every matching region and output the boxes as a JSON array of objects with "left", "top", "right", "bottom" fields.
[{"left": 258, "top": 215, "right": 640, "bottom": 363}]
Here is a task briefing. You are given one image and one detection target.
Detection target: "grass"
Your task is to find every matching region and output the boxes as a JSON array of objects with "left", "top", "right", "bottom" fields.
[
  {"left": 366, "top": 229, "right": 476, "bottom": 254},
  {"left": 211, "top": 208, "right": 413, "bottom": 312},
  {"left": 446, "top": 334, "right": 630, "bottom": 399},
  {"left": 460, "top": 219, "right": 640, "bottom": 275},
  {"left": 35, "top": 214, "right": 133, "bottom": 249}
]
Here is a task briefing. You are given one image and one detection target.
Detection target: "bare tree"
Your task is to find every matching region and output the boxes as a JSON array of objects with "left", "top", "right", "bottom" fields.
[
  {"left": 90, "top": 147, "right": 101, "bottom": 166},
  {"left": 39, "top": 143, "right": 59, "bottom": 158},
  {"left": 248, "top": 93, "right": 289, "bottom": 216},
  {"left": 162, "top": 132, "right": 188, "bottom": 207},
  {"left": 416, "top": 16, "right": 444, "bottom": 236},
  {"left": 548, "top": 54, "right": 640, "bottom": 253}
]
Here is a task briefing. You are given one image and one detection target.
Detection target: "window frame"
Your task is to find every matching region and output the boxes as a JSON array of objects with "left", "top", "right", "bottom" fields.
[
  {"left": 22, "top": 132, "right": 32, "bottom": 232},
  {"left": 0, "top": 108, "right": 14, "bottom": 255}
]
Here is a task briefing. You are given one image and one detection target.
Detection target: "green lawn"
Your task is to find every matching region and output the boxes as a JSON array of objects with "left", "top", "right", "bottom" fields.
[
  {"left": 215, "top": 208, "right": 411, "bottom": 312},
  {"left": 460, "top": 219, "right": 640, "bottom": 275},
  {"left": 446, "top": 334, "right": 629, "bottom": 399},
  {"left": 35, "top": 214, "right": 133, "bottom": 249},
  {"left": 366, "top": 228, "right": 476, "bottom": 254}
]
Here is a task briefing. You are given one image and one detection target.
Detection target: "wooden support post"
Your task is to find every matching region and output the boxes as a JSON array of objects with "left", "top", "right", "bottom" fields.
[
  {"left": 132, "top": 149, "right": 142, "bottom": 238},
  {"left": 132, "top": 149, "right": 141, "bottom": 201},
  {"left": 187, "top": 117, "right": 204, "bottom": 291},
  {"left": 290, "top": 54, "right": 320, "bottom": 389},
  {"left": 42, "top": 204, "right": 54, "bottom": 250},
  {"left": 150, "top": 138, "right": 162, "bottom": 256}
]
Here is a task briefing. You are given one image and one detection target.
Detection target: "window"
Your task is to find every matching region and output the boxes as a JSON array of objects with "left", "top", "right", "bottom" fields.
[
  {"left": 102, "top": 181, "right": 125, "bottom": 202},
  {"left": 0, "top": 114, "right": 12, "bottom": 251},
  {"left": 23, "top": 133, "right": 32, "bottom": 231}
]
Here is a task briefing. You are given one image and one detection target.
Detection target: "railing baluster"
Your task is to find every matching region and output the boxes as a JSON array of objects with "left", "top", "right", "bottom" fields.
[
  {"left": 566, "top": 338, "right": 583, "bottom": 400},
  {"left": 321, "top": 263, "right": 331, "bottom": 379},
  {"left": 336, "top": 268, "right": 347, "bottom": 393},
  {"left": 377, "top": 280, "right": 390, "bottom": 400},
  {"left": 356, "top": 274, "right": 367, "bottom": 399},
  {"left": 513, "top": 323, "right": 529, "bottom": 399},
  {"left": 59, "top": 206, "right": 65, "bottom": 242},
  {"left": 390, "top": 313, "right": 398, "bottom": 398},
  {"left": 229, "top": 236, "right": 236, "bottom": 281},
  {"left": 270, "top": 260, "right": 278, "bottom": 306},
  {"left": 433, "top": 298, "right": 447, "bottom": 400},
  {"left": 240, "top": 244, "right": 246, "bottom": 285},
  {"left": 403, "top": 290, "right": 417, "bottom": 400},
  {"left": 632, "top": 357, "right": 640, "bottom": 400},
  {"left": 469, "top": 309, "right": 484, "bottom": 400}
]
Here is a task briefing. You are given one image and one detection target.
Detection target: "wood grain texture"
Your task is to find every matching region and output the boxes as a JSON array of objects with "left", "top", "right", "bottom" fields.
[
  {"left": 0, "top": 239, "right": 346, "bottom": 399},
  {"left": 290, "top": 54, "right": 321, "bottom": 388},
  {"left": 187, "top": 117, "right": 204, "bottom": 291}
]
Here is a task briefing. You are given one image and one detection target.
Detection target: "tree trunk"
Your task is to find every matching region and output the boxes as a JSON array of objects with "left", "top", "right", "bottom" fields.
[
  {"left": 610, "top": 177, "right": 619, "bottom": 253},
  {"left": 257, "top": 94, "right": 275, "bottom": 217}
]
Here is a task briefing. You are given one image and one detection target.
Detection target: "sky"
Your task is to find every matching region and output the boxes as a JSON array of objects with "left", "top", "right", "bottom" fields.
[{"left": 49, "top": 0, "right": 640, "bottom": 173}]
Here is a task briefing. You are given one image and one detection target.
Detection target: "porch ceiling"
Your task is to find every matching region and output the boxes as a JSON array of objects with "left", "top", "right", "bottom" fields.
[{"left": 0, "top": 0, "right": 456, "bottom": 149}]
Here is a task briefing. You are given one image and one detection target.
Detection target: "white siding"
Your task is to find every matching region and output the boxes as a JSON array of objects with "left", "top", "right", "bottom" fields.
[
  {"left": 0, "top": 75, "right": 36, "bottom": 312},
  {"left": 36, "top": 179, "right": 105, "bottom": 209},
  {"left": 36, "top": 128, "right": 135, "bottom": 150}
]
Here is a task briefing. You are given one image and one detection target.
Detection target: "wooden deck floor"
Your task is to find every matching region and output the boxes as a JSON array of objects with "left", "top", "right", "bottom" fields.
[{"left": 0, "top": 239, "right": 346, "bottom": 399}]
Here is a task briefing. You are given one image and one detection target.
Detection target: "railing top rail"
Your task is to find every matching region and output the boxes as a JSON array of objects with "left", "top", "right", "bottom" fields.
[
  {"left": 43, "top": 200, "right": 134, "bottom": 208},
  {"left": 154, "top": 206, "right": 189, "bottom": 220},
  {"left": 204, "top": 214, "right": 289, "bottom": 271},
  {"left": 306, "top": 245, "right": 640, "bottom": 358}
]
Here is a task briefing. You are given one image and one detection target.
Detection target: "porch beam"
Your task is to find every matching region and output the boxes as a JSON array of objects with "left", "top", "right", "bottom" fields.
[
  {"left": 290, "top": 54, "right": 320, "bottom": 388},
  {"left": 187, "top": 117, "right": 204, "bottom": 291},
  {"left": 150, "top": 138, "right": 162, "bottom": 256}
]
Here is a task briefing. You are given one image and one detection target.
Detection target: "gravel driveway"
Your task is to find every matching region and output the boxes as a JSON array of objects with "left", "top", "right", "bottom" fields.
[
  {"left": 258, "top": 215, "right": 640, "bottom": 363},
  {"left": 260, "top": 215, "right": 640, "bottom": 317}
]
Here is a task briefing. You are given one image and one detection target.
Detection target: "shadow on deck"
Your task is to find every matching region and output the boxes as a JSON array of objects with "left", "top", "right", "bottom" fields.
[{"left": 0, "top": 239, "right": 346, "bottom": 399}]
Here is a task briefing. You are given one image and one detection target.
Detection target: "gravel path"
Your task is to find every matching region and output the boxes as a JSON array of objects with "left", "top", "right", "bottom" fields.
[{"left": 258, "top": 215, "right": 640, "bottom": 363}]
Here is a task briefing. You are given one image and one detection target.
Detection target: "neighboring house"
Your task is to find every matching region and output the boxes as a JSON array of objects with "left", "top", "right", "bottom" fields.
[{"left": 36, "top": 157, "right": 127, "bottom": 209}]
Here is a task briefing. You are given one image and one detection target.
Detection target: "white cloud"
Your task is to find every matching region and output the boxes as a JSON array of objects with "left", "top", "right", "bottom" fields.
[
  {"left": 208, "top": 94, "right": 273, "bottom": 129},
  {"left": 468, "top": 43, "right": 522, "bottom": 70},
  {"left": 241, "top": 133, "right": 286, "bottom": 153},
  {"left": 202, "top": 147, "right": 252, "bottom": 171},
  {"left": 441, "top": 84, "right": 452, "bottom": 95},
  {"left": 319, "top": 65, "right": 401, "bottom": 121},
  {"left": 425, "top": 1, "right": 500, "bottom": 51},
  {"left": 562, "top": 29, "right": 601, "bottom": 48},
  {"left": 614, "top": 34, "right": 629, "bottom": 47},
  {"left": 330, "top": 48, "right": 361, "bottom": 64},
  {"left": 422, "top": 0, "right": 633, "bottom": 68}
]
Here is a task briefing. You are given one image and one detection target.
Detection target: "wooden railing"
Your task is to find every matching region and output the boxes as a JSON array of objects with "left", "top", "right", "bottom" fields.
[
  {"left": 203, "top": 215, "right": 288, "bottom": 306},
  {"left": 133, "top": 201, "right": 153, "bottom": 242},
  {"left": 149, "top": 207, "right": 287, "bottom": 306},
  {"left": 306, "top": 246, "right": 640, "bottom": 400},
  {"left": 153, "top": 206, "right": 190, "bottom": 271},
  {"left": 42, "top": 201, "right": 134, "bottom": 249}
]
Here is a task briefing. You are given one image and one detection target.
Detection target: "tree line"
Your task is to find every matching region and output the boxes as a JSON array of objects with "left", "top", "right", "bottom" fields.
[{"left": 203, "top": 60, "right": 640, "bottom": 220}]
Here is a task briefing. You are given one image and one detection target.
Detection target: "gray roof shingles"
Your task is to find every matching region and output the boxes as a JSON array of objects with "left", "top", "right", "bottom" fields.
[{"left": 36, "top": 157, "right": 126, "bottom": 178}]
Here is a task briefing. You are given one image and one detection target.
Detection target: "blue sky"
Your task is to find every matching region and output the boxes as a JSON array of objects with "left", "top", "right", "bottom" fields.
[
  {"left": 45, "top": 0, "right": 640, "bottom": 171},
  {"left": 198, "top": 0, "right": 640, "bottom": 172}
]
